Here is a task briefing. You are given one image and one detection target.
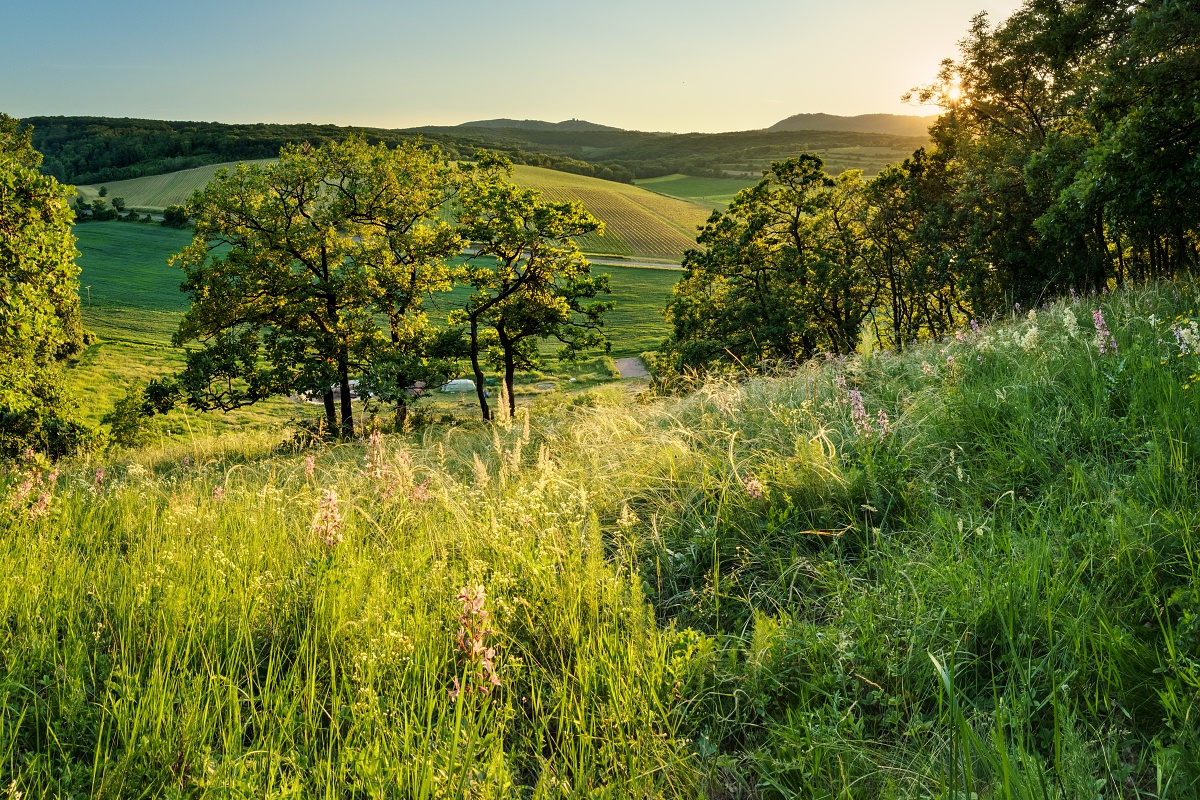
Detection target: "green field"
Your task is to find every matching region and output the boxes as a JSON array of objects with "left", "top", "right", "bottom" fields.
[
  {"left": 68, "top": 223, "right": 679, "bottom": 424},
  {"left": 77, "top": 163, "right": 711, "bottom": 262},
  {"left": 634, "top": 174, "right": 759, "bottom": 211}
]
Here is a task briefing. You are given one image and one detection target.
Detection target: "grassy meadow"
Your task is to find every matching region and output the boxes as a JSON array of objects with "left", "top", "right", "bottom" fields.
[
  {"left": 5, "top": 282, "right": 1200, "bottom": 796},
  {"left": 633, "top": 175, "right": 759, "bottom": 213}
]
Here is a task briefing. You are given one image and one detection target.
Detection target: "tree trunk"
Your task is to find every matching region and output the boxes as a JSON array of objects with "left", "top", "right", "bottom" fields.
[
  {"left": 504, "top": 347, "right": 517, "bottom": 418},
  {"left": 322, "top": 390, "right": 337, "bottom": 435},
  {"left": 395, "top": 394, "right": 408, "bottom": 429},
  {"left": 469, "top": 316, "right": 491, "bottom": 421},
  {"left": 337, "top": 343, "right": 354, "bottom": 437}
]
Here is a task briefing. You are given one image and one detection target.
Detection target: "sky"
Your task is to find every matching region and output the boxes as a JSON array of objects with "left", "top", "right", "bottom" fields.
[{"left": 2, "top": 0, "right": 1024, "bottom": 133}]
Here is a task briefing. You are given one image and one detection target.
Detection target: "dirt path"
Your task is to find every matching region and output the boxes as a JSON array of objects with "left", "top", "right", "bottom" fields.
[{"left": 614, "top": 357, "right": 649, "bottom": 378}]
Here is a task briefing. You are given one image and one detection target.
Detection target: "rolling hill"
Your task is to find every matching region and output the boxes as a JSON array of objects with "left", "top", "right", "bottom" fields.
[
  {"left": 76, "top": 162, "right": 711, "bottom": 262},
  {"left": 458, "top": 118, "right": 624, "bottom": 132},
  {"left": 768, "top": 112, "right": 938, "bottom": 137}
]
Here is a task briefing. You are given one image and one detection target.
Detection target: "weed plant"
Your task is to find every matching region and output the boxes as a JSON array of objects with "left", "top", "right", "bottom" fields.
[{"left": 2, "top": 283, "right": 1199, "bottom": 797}]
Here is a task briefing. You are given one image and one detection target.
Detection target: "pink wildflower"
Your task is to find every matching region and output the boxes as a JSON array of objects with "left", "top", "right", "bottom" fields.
[
  {"left": 1093, "top": 309, "right": 1117, "bottom": 355},
  {"left": 877, "top": 409, "right": 892, "bottom": 438},
  {"left": 848, "top": 390, "right": 874, "bottom": 438},
  {"left": 743, "top": 475, "right": 764, "bottom": 500},
  {"left": 28, "top": 491, "right": 52, "bottom": 521},
  {"left": 452, "top": 584, "right": 500, "bottom": 697},
  {"left": 12, "top": 476, "right": 34, "bottom": 508},
  {"left": 212, "top": 485, "right": 225, "bottom": 502},
  {"left": 93, "top": 467, "right": 105, "bottom": 490},
  {"left": 312, "top": 488, "right": 343, "bottom": 547},
  {"left": 304, "top": 453, "right": 316, "bottom": 479}
]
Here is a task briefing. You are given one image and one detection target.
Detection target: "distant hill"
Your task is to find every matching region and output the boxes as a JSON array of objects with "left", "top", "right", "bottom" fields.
[
  {"left": 458, "top": 118, "right": 625, "bottom": 132},
  {"left": 768, "top": 113, "right": 938, "bottom": 137}
]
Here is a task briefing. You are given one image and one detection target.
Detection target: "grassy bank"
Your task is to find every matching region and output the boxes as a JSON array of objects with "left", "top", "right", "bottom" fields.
[{"left": 4, "top": 283, "right": 1199, "bottom": 796}]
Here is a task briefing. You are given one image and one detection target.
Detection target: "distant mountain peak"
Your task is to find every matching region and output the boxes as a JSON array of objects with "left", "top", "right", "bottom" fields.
[
  {"left": 457, "top": 118, "right": 625, "bottom": 132},
  {"left": 768, "top": 113, "right": 937, "bottom": 138}
]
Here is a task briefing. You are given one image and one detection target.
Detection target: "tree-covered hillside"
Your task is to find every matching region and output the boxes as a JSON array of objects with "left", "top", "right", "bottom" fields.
[{"left": 24, "top": 115, "right": 927, "bottom": 188}]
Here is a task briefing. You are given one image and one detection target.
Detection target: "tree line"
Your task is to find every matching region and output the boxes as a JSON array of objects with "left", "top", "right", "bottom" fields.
[
  {"left": 656, "top": 0, "right": 1200, "bottom": 377},
  {"left": 23, "top": 117, "right": 640, "bottom": 187}
]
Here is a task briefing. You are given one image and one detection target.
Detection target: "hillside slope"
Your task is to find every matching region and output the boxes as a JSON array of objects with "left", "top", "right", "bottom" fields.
[
  {"left": 77, "top": 162, "right": 711, "bottom": 261},
  {"left": 5, "top": 283, "right": 1199, "bottom": 795}
]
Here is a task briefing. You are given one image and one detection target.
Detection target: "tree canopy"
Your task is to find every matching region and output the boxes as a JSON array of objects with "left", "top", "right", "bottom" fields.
[
  {"left": 0, "top": 114, "right": 95, "bottom": 459},
  {"left": 165, "top": 137, "right": 463, "bottom": 436},
  {"left": 661, "top": 0, "right": 1200, "bottom": 376}
]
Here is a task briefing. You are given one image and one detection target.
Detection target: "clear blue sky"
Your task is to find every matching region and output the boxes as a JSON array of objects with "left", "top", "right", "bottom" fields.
[{"left": 3, "top": 0, "right": 1023, "bottom": 132}]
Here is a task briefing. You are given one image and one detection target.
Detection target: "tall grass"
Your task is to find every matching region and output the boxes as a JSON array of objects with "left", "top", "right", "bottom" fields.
[{"left": 3, "top": 283, "right": 1199, "bottom": 797}]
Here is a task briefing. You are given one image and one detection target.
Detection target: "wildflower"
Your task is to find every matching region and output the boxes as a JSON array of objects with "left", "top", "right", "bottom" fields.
[
  {"left": 876, "top": 409, "right": 891, "bottom": 438},
  {"left": 1069, "top": 288, "right": 1078, "bottom": 302},
  {"left": 304, "top": 453, "right": 316, "bottom": 479},
  {"left": 970, "top": 319, "right": 981, "bottom": 334},
  {"left": 1093, "top": 309, "right": 1117, "bottom": 355},
  {"left": 213, "top": 485, "right": 226, "bottom": 502},
  {"left": 312, "top": 488, "right": 343, "bottom": 547},
  {"left": 182, "top": 456, "right": 191, "bottom": 468},
  {"left": 93, "top": 467, "right": 105, "bottom": 491},
  {"left": 1171, "top": 321, "right": 1200, "bottom": 355},
  {"left": 1014, "top": 303, "right": 1021, "bottom": 313},
  {"left": 848, "top": 390, "right": 874, "bottom": 438},
  {"left": 742, "top": 475, "right": 764, "bottom": 500},
  {"left": 28, "top": 492, "right": 51, "bottom": 521},
  {"left": 365, "top": 429, "right": 385, "bottom": 478},
  {"left": 616, "top": 504, "right": 639, "bottom": 530},
  {"left": 1061, "top": 308, "right": 1079, "bottom": 337},
  {"left": 11, "top": 476, "right": 34, "bottom": 508},
  {"left": 1018, "top": 326, "right": 1039, "bottom": 351},
  {"left": 409, "top": 480, "right": 431, "bottom": 503},
  {"left": 921, "top": 361, "right": 935, "bottom": 377},
  {"left": 453, "top": 584, "right": 500, "bottom": 696}
]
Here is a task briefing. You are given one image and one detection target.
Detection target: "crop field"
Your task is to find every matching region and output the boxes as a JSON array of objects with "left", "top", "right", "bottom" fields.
[
  {"left": 633, "top": 174, "right": 759, "bottom": 211},
  {"left": 77, "top": 162, "right": 711, "bottom": 262},
  {"left": 510, "top": 166, "right": 709, "bottom": 261},
  {"left": 74, "top": 160, "right": 274, "bottom": 210}
]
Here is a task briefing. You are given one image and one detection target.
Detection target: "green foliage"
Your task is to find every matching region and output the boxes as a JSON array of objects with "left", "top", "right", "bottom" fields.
[
  {"left": 167, "top": 137, "right": 463, "bottom": 436},
  {"left": 662, "top": 156, "right": 872, "bottom": 373},
  {"left": 0, "top": 113, "right": 97, "bottom": 460},
  {"left": 101, "top": 383, "right": 153, "bottom": 450},
  {"left": 455, "top": 153, "right": 614, "bottom": 419}
]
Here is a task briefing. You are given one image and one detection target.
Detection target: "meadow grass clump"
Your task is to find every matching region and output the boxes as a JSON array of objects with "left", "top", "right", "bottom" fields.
[{"left": 3, "top": 282, "right": 1200, "bottom": 797}]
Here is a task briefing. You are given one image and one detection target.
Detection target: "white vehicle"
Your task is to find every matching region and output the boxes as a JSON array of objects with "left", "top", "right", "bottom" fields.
[{"left": 439, "top": 379, "right": 477, "bottom": 393}]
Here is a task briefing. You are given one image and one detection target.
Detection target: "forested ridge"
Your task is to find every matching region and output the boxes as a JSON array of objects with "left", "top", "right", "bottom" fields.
[{"left": 24, "top": 115, "right": 927, "bottom": 187}]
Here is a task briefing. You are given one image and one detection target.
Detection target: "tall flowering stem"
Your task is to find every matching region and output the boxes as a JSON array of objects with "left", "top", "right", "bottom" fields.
[
  {"left": 312, "top": 488, "right": 343, "bottom": 548},
  {"left": 451, "top": 584, "right": 500, "bottom": 699},
  {"left": 1093, "top": 309, "right": 1118, "bottom": 355},
  {"left": 848, "top": 389, "right": 874, "bottom": 439}
]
